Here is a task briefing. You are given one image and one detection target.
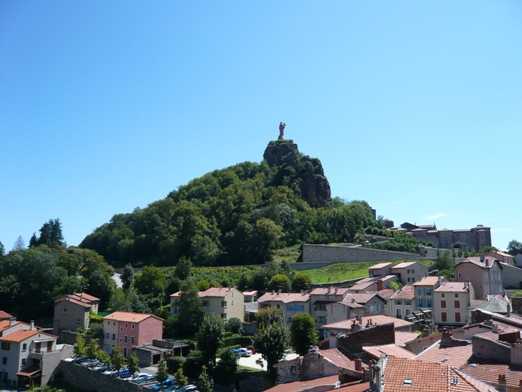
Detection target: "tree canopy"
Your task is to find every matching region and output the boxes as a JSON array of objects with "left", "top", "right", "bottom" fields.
[{"left": 79, "top": 161, "right": 377, "bottom": 267}]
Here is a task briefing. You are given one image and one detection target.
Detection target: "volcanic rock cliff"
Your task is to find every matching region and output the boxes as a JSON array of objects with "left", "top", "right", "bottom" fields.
[{"left": 263, "top": 139, "right": 332, "bottom": 208}]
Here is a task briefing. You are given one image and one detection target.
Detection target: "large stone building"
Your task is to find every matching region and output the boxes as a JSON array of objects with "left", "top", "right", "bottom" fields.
[{"left": 389, "top": 222, "right": 491, "bottom": 252}]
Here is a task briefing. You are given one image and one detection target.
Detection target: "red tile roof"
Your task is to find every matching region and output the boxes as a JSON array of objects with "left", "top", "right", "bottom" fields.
[
  {"left": 264, "top": 375, "right": 340, "bottom": 392},
  {"left": 459, "top": 362, "right": 522, "bottom": 389},
  {"left": 370, "top": 262, "right": 394, "bottom": 269},
  {"left": 413, "top": 276, "right": 444, "bottom": 286},
  {"left": 394, "top": 331, "right": 420, "bottom": 347},
  {"left": 258, "top": 292, "right": 310, "bottom": 304},
  {"left": 200, "top": 287, "right": 238, "bottom": 298},
  {"left": 435, "top": 282, "right": 468, "bottom": 292},
  {"left": 363, "top": 344, "right": 416, "bottom": 360},
  {"left": 103, "top": 311, "right": 164, "bottom": 323},
  {"left": 390, "top": 285, "right": 415, "bottom": 299},
  {"left": 0, "top": 329, "right": 40, "bottom": 343},
  {"left": 309, "top": 287, "right": 350, "bottom": 296},
  {"left": 0, "top": 311, "right": 13, "bottom": 319},
  {"left": 323, "top": 315, "right": 412, "bottom": 331},
  {"left": 318, "top": 348, "right": 358, "bottom": 371},
  {"left": 414, "top": 343, "right": 473, "bottom": 368}
]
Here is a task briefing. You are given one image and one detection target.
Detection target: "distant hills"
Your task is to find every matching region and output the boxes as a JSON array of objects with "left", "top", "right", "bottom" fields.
[{"left": 80, "top": 140, "right": 376, "bottom": 267}]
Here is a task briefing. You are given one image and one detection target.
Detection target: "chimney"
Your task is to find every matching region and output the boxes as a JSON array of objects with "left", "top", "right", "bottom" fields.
[
  {"left": 9, "top": 318, "right": 16, "bottom": 326},
  {"left": 30, "top": 320, "right": 35, "bottom": 331},
  {"left": 441, "top": 330, "right": 453, "bottom": 346},
  {"left": 493, "top": 324, "right": 499, "bottom": 334},
  {"left": 438, "top": 276, "right": 441, "bottom": 287},
  {"left": 498, "top": 374, "right": 507, "bottom": 392},
  {"left": 519, "top": 379, "right": 522, "bottom": 392},
  {"left": 352, "top": 323, "right": 361, "bottom": 332},
  {"left": 277, "top": 289, "right": 281, "bottom": 295},
  {"left": 508, "top": 303, "right": 511, "bottom": 317},
  {"left": 327, "top": 286, "right": 331, "bottom": 293},
  {"left": 419, "top": 275, "right": 423, "bottom": 282},
  {"left": 355, "top": 357, "right": 362, "bottom": 372},
  {"left": 486, "top": 259, "right": 490, "bottom": 267},
  {"left": 377, "top": 279, "right": 383, "bottom": 291}
]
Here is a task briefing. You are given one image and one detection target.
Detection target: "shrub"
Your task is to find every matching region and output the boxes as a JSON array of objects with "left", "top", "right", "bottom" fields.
[{"left": 167, "top": 356, "right": 185, "bottom": 374}]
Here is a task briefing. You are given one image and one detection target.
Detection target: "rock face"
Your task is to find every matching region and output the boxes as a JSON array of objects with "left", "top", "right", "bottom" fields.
[{"left": 263, "top": 140, "right": 332, "bottom": 208}]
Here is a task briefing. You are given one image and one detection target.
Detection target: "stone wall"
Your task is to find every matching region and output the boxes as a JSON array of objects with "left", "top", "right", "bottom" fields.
[
  {"left": 336, "top": 323, "right": 395, "bottom": 355},
  {"left": 302, "top": 244, "right": 430, "bottom": 264},
  {"left": 471, "top": 335, "right": 511, "bottom": 363},
  {"left": 55, "top": 361, "right": 149, "bottom": 392},
  {"left": 512, "top": 297, "right": 522, "bottom": 315}
]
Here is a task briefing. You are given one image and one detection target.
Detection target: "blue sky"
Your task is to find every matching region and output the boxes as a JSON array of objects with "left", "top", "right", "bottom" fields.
[{"left": 1, "top": 1, "right": 521, "bottom": 252}]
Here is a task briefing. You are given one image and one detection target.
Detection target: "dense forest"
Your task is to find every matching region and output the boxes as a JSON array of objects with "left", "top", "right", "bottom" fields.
[{"left": 80, "top": 142, "right": 377, "bottom": 267}]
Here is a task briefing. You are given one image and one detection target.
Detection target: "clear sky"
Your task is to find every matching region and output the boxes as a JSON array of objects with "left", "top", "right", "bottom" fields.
[{"left": 1, "top": 1, "right": 521, "bottom": 252}]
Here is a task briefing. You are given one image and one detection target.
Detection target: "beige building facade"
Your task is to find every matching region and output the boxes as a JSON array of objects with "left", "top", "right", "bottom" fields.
[
  {"left": 433, "top": 281, "right": 474, "bottom": 326},
  {"left": 257, "top": 291, "right": 310, "bottom": 324}
]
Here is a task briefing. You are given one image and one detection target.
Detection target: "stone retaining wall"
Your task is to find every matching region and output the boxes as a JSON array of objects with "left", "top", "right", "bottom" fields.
[
  {"left": 302, "top": 244, "right": 431, "bottom": 264},
  {"left": 55, "top": 361, "right": 150, "bottom": 392}
]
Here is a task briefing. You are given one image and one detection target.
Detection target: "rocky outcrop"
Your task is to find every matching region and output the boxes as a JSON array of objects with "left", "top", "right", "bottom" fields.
[{"left": 263, "top": 140, "right": 332, "bottom": 208}]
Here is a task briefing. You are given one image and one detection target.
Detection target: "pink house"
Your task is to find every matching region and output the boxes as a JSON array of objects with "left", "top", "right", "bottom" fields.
[{"left": 103, "top": 312, "right": 164, "bottom": 358}]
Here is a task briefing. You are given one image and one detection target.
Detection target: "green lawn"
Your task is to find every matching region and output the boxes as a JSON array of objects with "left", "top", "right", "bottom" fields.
[{"left": 306, "top": 260, "right": 434, "bottom": 284}]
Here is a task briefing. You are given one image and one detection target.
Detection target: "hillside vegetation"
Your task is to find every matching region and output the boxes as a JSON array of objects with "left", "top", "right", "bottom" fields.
[{"left": 80, "top": 142, "right": 376, "bottom": 267}]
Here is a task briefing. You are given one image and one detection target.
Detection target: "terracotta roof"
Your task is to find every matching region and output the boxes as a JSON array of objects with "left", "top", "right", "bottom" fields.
[
  {"left": 390, "top": 285, "right": 415, "bottom": 300},
  {"left": 258, "top": 292, "right": 310, "bottom": 304},
  {"left": 340, "top": 293, "right": 378, "bottom": 306},
  {"left": 323, "top": 315, "right": 412, "bottom": 331},
  {"left": 348, "top": 280, "right": 376, "bottom": 291},
  {"left": 103, "top": 311, "right": 164, "bottom": 323},
  {"left": 363, "top": 344, "right": 416, "bottom": 359},
  {"left": 309, "top": 287, "right": 350, "bottom": 296},
  {"left": 391, "top": 262, "right": 418, "bottom": 269},
  {"left": 200, "top": 287, "right": 238, "bottom": 298},
  {"left": 456, "top": 258, "right": 502, "bottom": 270},
  {"left": 370, "top": 262, "right": 394, "bottom": 269},
  {"left": 394, "top": 331, "right": 420, "bottom": 347},
  {"left": 0, "top": 329, "right": 40, "bottom": 343},
  {"left": 460, "top": 362, "right": 522, "bottom": 389},
  {"left": 414, "top": 342, "right": 473, "bottom": 368},
  {"left": 242, "top": 290, "right": 257, "bottom": 295},
  {"left": 56, "top": 296, "right": 92, "bottom": 308},
  {"left": 263, "top": 375, "right": 339, "bottom": 392},
  {"left": 435, "top": 282, "right": 468, "bottom": 292},
  {"left": 170, "top": 291, "right": 181, "bottom": 298},
  {"left": 73, "top": 292, "right": 100, "bottom": 302},
  {"left": 318, "top": 348, "right": 358, "bottom": 371},
  {"left": 0, "top": 311, "right": 13, "bottom": 319},
  {"left": 378, "top": 289, "right": 395, "bottom": 300},
  {"left": 451, "top": 368, "right": 495, "bottom": 392},
  {"left": 413, "top": 276, "right": 443, "bottom": 286}
]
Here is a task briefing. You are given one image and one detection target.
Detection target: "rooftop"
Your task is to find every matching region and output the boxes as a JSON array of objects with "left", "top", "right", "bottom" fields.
[
  {"left": 258, "top": 291, "right": 310, "bottom": 304},
  {"left": 323, "top": 315, "right": 412, "bottom": 331},
  {"left": 103, "top": 311, "right": 163, "bottom": 323}
]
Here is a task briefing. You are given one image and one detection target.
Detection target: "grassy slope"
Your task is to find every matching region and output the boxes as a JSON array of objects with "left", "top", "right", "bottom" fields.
[{"left": 306, "top": 260, "right": 433, "bottom": 284}]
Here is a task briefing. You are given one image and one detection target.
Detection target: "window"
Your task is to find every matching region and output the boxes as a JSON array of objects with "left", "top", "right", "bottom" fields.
[
  {"left": 441, "top": 300, "right": 446, "bottom": 308},
  {"left": 417, "top": 289, "right": 422, "bottom": 296},
  {"left": 63, "top": 307, "right": 67, "bottom": 313},
  {"left": 455, "top": 313, "right": 461, "bottom": 323},
  {"left": 319, "top": 316, "right": 326, "bottom": 324},
  {"left": 1, "top": 342, "right": 10, "bottom": 351},
  {"left": 396, "top": 308, "right": 402, "bottom": 317},
  {"left": 124, "top": 336, "right": 128, "bottom": 343},
  {"left": 22, "top": 343, "right": 27, "bottom": 352},
  {"left": 112, "top": 334, "right": 116, "bottom": 340},
  {"left": 396, "top": 300, "right": 402, "bottom": 305},
  {"left": 455, "top": 294, "right": 459, "bottom": 298},
  {"left": 125, "top": 323, "right": 128, "bottom": 328},
  {"left": 107, "top": 321, "right": 110, "bottom": 325},
  {"left": 405, "top": 300, "right": 412, "bottom": 306},
  {"left": 130, "top": 336, "right": 135, "bottom": 344},
  {"left": 291, "top": 366, "right": 297, "bottom": 375},
  {"left": 427, "top": 299, "right": 432, "bottom": 308},
  {"left": 120, "top": 327, "right": 123, "bottom": 332},
  {"left": 106, "top": 333, "right": 110, "bottom": 339},
  {"left": 131, "top": 324, "right": 135, "bottom": 329},
  {"left": 426, "top": 288, "right": 432, "bottom": 296},
  {"left": 441, "top": 312, "right": 447, "bottom": 322},
  {"left": 202, "top": 301, "right": 209, "bottom": 307},
  {"left": 22, "top": 358, "right": 26, "bottom": 366},
  {"left": 417, "top": 299, "right": 423, "bottom": 307},
  {"left": 441, "top": 293, "right": 446, "bottom": 298},
  {"left": 286, "top": 305, "right": 294, "bottom": 311},
  {"left": 405, "top": 309, "right": 411, "bottom": 315},
  {"left": 454, "top": 301, "right": 460, "bottom": 308},
  {"left": 113, "top": 322, "right": 116, "bottom": 326},
  {"left": 47, "top": 341, "right": 52, "bottom": 351},
  {"left": 287, "top": 317, "right": 291, "bottom": 324},
  {"left": 221, "top": 301, "right": 227, "bottom": 308},
  {"left": 2, "top": 357, "right": 6, "bottom": 365}
]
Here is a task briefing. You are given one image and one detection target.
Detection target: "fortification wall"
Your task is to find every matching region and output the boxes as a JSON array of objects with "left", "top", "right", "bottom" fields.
[{"left": 302, "top": 244, "right": 430, "bottom": 264}]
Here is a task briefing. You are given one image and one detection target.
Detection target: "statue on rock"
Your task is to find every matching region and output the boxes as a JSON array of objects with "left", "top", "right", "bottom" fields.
[{"left": 278, "top": 122, "right": 286, "bottom": 140}]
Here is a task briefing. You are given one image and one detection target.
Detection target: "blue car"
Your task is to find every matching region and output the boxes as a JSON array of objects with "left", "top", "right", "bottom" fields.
[
  {"left": 151, "top": 377, "right": 175, "bottom": 390},
  {"left": 119, "top": 368, "right": 133, "bottom": 378}
]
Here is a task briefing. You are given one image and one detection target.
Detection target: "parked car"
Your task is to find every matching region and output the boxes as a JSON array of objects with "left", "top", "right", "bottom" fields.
[
  {"left": 179, "top": 385, "right": 198, "bottom": 392},
  {"left": 238, "top": 348, "right": 252, "bottom": 357},
  {"left": 91, "top": 363, "right": 110, "bottom": 372},
  {"left": 246, "top": 345, "right": 257, "bottom": 354},
  {"left": 135, "top": 375, "right": 156, "bottom": 384},
  {"left": 102, "top": 367, "right": 118, "bottom": 376},
  {"left": 127, "top": 372, "right": 149, "bottom": 382},
  {"left": 119, "top": 368, "right": 133, "bottom": 378},
  {"left": 151, "top": 377, "right": 175, "bottom": 390}
]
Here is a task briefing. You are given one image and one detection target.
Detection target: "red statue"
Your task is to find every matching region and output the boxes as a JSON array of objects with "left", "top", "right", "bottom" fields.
[{"left": 278, "top": 122, "right": 286, "bottom": 140}]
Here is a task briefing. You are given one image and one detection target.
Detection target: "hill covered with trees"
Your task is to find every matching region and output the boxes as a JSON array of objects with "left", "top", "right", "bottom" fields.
[{"left": 80, "top": 140, "right": 376, "bottom": 267}]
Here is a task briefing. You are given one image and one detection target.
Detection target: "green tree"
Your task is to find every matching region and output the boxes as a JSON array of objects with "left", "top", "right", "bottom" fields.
[
  {"left": 508, "top": 240, "right": 522, "bottom": 256},
  {"left": 198, "top": 365, "right": 214, "bottom": 392},
  {"left": 225, "top": 317, "right": 243, "bottom": 334},
  {"left": 134, "top": 265, "right": 167, "bottom": 298},
  {"left": 433, "top": 250, "right": 453, "bottom": 271},
  {"left": 214, "top": 347, "right": 237, "bottom": 384},
  {"left": 111, "top": 345, "right": 126, "bottom": 371},
  {"left": 268, "top": 274, "right": 291, "bottom": 292},
  {"left": 128, "top": 351, "right": 140, "bottom": 375},
  {"left": 74, "top": 334, "right": 86, "bottom": 357},
  {"left": 174, "top": 367, "right": 188, "bottom": 387},
  {"left": 197, "top": 313, "right": 224, "bottom": 366},
  {"left": 291, "top": 272, "right": 312, "bottom": 292},
  {"left": 253, "top": 307, "right": 288, "bottom": 378},
  {"left": 156, "top": 358, "right": 169, "bottom": 383},
  {"left": 289, "top": 313, "right": 318, "bottom": 355},
  {"left": 252, "top": 218, "right": 285, "bottom": 262},
  {"left": 179, "top": 281, "right": 202, "bottom": 333},
  {"left": 86, "top": 340, "right": 102, "bottom": 359},
  {"left": 121, "top": 264, "right": 135, "bottom": 291},
  {"left": 175, "top": 256, "right": 193, "bottom": 280}
]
